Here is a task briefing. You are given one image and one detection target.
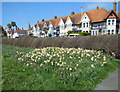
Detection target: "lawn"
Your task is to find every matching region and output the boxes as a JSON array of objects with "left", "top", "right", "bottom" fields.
[{"left": 2, "top": 44, "right": 120, "bottom": 90}]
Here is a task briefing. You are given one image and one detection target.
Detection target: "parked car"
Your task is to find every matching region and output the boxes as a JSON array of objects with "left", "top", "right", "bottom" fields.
[{"left": 68, "top": 34, "right": 80, "bottom": 37}]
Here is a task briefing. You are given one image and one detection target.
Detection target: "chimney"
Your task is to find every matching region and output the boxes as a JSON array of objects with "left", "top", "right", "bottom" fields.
[
  {"left": 28, "top": 22, "right": 31, "bottom": 30},
  {"left": 37, "top": 21, "right": 39, "bottom": 23},
  {"left": 42, "top": 19, "right": 45, "bottom": 22},
  {"left": 96, "top": 6, "right": 99, "bottom": 10},
  {"left": 71, "top": 12, "right": 75, "bottom": 16},
  {"left": 113, "top": 0, "right": 117, "bottom": 13},
  {"left": 22, "top": 28, "right": 23, "bottom": 30},
  {"left": 54, "top": 16, "right": 57, "bottom": 19}
]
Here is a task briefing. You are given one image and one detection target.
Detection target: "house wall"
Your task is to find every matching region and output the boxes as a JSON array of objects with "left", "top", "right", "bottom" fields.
[
  {"left": 48, "top": 22, "right": 56, "bottom": 37},
  {"left": 106, "top": 18, "right": 116, "bottom": 34},
  {"left": 81, "top": 13, "right": 91, "bottom": 33},
  {"left": 59, "top": 19, "right": 66, "bottom": 36},
  {"left": 91, "top": 30, "right": 98, "bottom": 35},
  {"left": 65, "top": 17, "right": 73, "bottom": 34}
]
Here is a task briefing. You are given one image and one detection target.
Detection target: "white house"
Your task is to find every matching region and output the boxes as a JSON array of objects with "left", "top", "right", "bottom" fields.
[{"left": 29, "top": 1, "right": 120, "bottom": 37}]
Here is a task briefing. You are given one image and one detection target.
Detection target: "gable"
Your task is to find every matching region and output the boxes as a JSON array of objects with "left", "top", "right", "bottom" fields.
[
  {"left": 65, "top": 16, "right": 73, "bottom": 25},
  {"left": 105, "top": 10, "right": 119, "bottom": 19},
  {"left": 81, "top": 13, "right": 90, "bottom": 22},
  {"left": 108, "top": 12, "right": 117, "bottom": 19},
  {"left": 58, "top": 19, "right": 64, "bottom": 26},
  {"left": 43, "top": 22, "right": 47, "bottom": 27},
  {"left": 49, "top": 22, "right": 53, "bottom": 27}
]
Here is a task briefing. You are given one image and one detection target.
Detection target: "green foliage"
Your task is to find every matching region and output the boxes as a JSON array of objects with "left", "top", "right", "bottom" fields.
[
  {"left": 2, "top": 45, "right": 119, "bottom": 90},
  {"left": 43, "top": 27, "right": 49, "bottom": 34},
  {"left": 68, "top": 31, "right": 91, "bottom": 36},
  {"left": 67, "top": 30, "right": 73, "bottom": 35},
  {"left": 0, "top": 25, "right": 7, "bottom": 37},
  {"left": 43, "top": 27, "right": 49, "bottom": 31},
  {"left": 7, "top": 23, "right": 11, "bottom": 29},
  {"left": 79, "top": 32, "right": 91, "bottom": 36},
  {"left": 11, "top": 21, "right": 16, "bottom": 27}
]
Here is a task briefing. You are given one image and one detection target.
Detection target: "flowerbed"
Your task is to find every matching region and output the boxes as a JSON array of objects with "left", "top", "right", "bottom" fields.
[{"left": 17, "top": 47, "right": 119, "bottom": 90}]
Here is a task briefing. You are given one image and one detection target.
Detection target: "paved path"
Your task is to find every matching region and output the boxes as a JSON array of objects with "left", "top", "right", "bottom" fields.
[{"left": 94, "top": 68, "right": 120, "bottom": 90}]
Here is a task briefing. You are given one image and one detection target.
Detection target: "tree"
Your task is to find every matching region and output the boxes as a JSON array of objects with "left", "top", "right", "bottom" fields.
[
  {"left": 0, "top": 25, "right": 7, "bottom": 37},
  {"left": 7, "top": 23, "right": 11, "bottom": 29},
  {"left": 11, "top": 21, "right": 16, "bottom": 28}
]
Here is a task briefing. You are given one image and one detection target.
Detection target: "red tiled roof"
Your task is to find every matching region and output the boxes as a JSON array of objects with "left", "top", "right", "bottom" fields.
[
  {"left": 33, "top": 8, "right": 119, "bottom": 28},
  {"left": 15, "top": 29, "right": 27, "bottom": 33},
  {"left": 8, "top": 31, "right": 11, "bottom": 34},
  {"left": 85, "top": 8, "right": 108, "bottom": 22},
  {"left": 116, "top": 13, "right": 120, "bottom": 19}
]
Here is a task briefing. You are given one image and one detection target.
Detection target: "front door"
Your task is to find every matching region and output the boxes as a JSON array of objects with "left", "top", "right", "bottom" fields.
[{"left": 99, "top": 29, "right": 102, "bottom": 35}]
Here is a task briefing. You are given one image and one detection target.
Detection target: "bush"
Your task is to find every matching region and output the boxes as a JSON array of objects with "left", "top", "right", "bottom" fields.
[
  {"left": 79, "top": 32, "right": 91, "bottom": 36},
  {"left": 67, "top": 30, "right": 73, "bottom": 36}
]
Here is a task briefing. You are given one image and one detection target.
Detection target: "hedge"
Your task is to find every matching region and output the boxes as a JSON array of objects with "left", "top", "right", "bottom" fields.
[{"left": 2, "top": 34, "right": 120, "bottom": 59}]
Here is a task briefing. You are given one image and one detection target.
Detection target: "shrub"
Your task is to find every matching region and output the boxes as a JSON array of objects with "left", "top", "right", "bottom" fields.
[{"left": 67, "top": 30, "right": 73, "bottom": 36}]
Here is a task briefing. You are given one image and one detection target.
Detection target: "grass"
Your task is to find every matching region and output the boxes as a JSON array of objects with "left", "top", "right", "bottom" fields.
[{"left": 2, "top": 44, "right": 120, "bottom": 90}]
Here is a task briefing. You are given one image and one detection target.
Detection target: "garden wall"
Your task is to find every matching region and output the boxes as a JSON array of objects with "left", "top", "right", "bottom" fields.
[{"left": 2, "top": 34, "right": 120, "bottom": 59}]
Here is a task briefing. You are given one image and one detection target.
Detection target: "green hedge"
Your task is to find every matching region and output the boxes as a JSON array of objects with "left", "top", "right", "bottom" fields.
[{"left": 67, "top": 31, "right": 91, "bottom": 36}]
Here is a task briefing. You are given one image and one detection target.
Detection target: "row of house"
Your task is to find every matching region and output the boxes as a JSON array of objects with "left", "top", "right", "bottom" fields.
[
  {"left": 5, "top": 28, "right": 27, "bottom": 38},
  {"left": 28, "top": 1, "right": 120, "bottom": 37}
]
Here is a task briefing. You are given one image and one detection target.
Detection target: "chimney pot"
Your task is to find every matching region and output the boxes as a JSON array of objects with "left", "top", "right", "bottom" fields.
[
  {"left": 54, "top": 16, "right": 57, "bottom": 19},
  {"left": 37, "top": 21, "right": 39, "bottom": 23},
  {"left": 71, "top": 12, "right": 75, "bottom": 15},
  {"left": 42, "top": 19, "right": 45, "bottom": 22},
  {"left": 97, "top": 6, "right": 99, "bottom": 10}
]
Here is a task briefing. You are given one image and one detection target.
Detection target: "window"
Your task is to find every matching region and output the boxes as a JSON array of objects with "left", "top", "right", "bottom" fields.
[
  {"left": 86, "top": 31, "right": 88, "bottom": 33},
  {"left": 103, "top": 30, "right": 105, "bottom": 34},
  {"left": 83, "top": 23, "right": 85, "bottom": 27},
  {"left": 86, "top": 23, "right": 88, "bottom": 27},
  {"left": 93, "top": 31, "right": 94, "bottom": 35},
  {"left": 93, "top": 23, "right": 98, "bottom": 27},
  {"left": 96, "top": 31, "right": 97, "bottom": 35},
  {"left": 108, "top": 20, "right": 111, "bottom": 25},
  {"left": 112, "top": 30, "right": 114, "bottom": 34},
  {"left": 112, "top": 20, "right": 114, "bottom": 25},
  {"left": 85, "top": 17, "right": 86, "bottom": 19},
  {"left": 108, "top": 30, "right": 110, "bottom": 34}
]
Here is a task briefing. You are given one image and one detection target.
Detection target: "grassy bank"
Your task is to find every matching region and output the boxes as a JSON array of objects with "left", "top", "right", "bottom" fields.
[{"left": 2, "top": 45, "right": 119, "bottom": 90}]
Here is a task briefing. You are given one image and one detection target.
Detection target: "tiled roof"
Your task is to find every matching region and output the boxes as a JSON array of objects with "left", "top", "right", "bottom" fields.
[
  {"left": 8, "top": 29, "right": 27, "bottom": 34},
  {"left": 15, "top": 29, "right": 27, "bottom": 33},
  {"left": 33, "top": 8, "right": 119, "bottom": 28},
  {"left": 85, "top": 8, "right": 108, "bottom": 22},
  {"left": 8, "top": 31, "right": 11, "bottom": 34},
  {"left": 116, "top": 13, "right": 120, "bottom": 19}
]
